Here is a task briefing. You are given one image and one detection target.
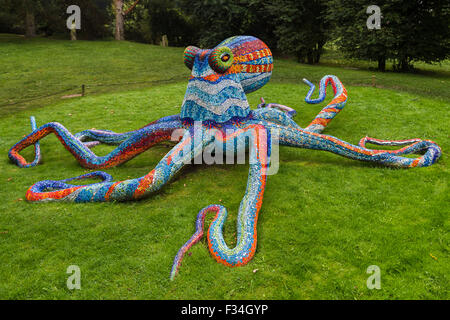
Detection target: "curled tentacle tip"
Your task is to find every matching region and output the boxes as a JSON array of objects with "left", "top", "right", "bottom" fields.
[
  {"left": 22, "top": 115, "right": 42, "bottom": 167},
  {"left": 59, "top": 171, "right": 114, "bottom": 184},
  {"left": 170, "top": 205, "right": 224, "bottom": 280},
  {"left": 257, "top": 97, "right": 266, "bottom": 109},
  {"left": 83, "top": 141, "right": 101, "bottom": 149}
]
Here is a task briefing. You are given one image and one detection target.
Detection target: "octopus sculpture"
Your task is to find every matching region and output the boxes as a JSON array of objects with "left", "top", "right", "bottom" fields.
[{"left": 9, "top": 36, "right": 442, "bottom": 280}]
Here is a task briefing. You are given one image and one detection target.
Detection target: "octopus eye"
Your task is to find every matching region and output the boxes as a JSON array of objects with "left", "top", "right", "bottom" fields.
[
  {"left": 209, "top": 46, "right": 234, "bottom": 73},
  {"left": 221, "top": 53, "right": 230, "bottom": 62},
  {"left": 184, "top": 46, "right": 200, "bottom": 70}
]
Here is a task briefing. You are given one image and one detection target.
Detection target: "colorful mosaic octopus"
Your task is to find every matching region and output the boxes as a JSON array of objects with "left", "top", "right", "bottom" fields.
[{"left": 9, "top": 36, "right": 442, "bottom": 280}]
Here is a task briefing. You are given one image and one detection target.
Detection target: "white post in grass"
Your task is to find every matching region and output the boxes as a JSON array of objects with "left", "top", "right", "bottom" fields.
[
  {"left": 161, "top": 35, "right": 169, "bottom": 47},
  {"left": 70, "top": 21, "right": 77, "bottom": 41}
]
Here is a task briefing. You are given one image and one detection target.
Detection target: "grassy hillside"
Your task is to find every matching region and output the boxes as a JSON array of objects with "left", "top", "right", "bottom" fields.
[{"left": 0, "top": 35, "right": 448, "bottom": 299}]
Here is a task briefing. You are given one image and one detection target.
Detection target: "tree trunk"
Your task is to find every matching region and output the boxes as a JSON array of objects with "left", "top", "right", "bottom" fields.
[
  {"left": 377, "top": 56, "right": 386, "bottom": 72},
  {"left": 314, "top": 52, "right": 321, "bottom": 64},
  {"left": 25, "top": 10, "right": 36, "bottom": 38},
  {"left": 306, "top": 51, "right": 314, "bottom": 64},
  {"left": 314, "top": 43, "right": 323, "bottom": 64},
  {"left": 314, "top": 40, "right": 325, "bottom": 64},
  {"left": 399, "top": 58, "right": 411, "bottom": 72},
  {"left": 115, "top": 0, "right": 125, "bottom": 41}
]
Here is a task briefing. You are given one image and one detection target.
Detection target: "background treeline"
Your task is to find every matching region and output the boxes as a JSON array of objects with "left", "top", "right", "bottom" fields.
[{"left": 1, "top": 0, "right": 449, "bottom": 71}]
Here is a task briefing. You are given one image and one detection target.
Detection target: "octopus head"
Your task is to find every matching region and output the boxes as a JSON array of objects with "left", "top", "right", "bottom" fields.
[{"left": 180, "top": 36, "right": 273, "bottom": 123}]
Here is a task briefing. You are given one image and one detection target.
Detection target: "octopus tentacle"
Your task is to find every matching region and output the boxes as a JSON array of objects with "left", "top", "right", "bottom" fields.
[
  {"left": 303, "top": 75, "right": 348, "bottom": 133},
  {"left": 25, "top": 131, "right": 213, "bottom": 202},
  {"left": 9, "top": 118, "right": 183, "bottom": 169},
  {"left": 257, "top": 97, "right": 297, "bottom": 118},
  {"left": 75, "top": 115, "right": 183, "bottom": 146},
  {"left": 251, "top": 107, "right": 302, "bottom": 130},
  {"left": 170, "top": 204, "right": 224, "bottom": 280},
  {"left": 359, "top": 136, "right": 423, "bottom": 148},
  {"left": 275, "top": 124, "right": 441, "bottom": 168},
  {"left": 75, "top": 129, "right": 130, "bottom": 146},
  {"left": 170, "top": 124, "right": 270, "bottom": 279},
  {"left": 17, "top": 116, "right": 43, "bottom": 168}
]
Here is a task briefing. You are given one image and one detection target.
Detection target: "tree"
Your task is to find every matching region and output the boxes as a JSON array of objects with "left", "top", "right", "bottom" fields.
[
  {"left": 177, "top": 0, "right": 247, "bottom": 47},
  {"left": 0, "top": 0, "right": 43, "bottom": 37},
  {"left": 327, "top": 0, "right": 450, "bottom": 71},
  {"left": 20, "top": 0, "right": 43, "bottom": 38},
  {"left": 177, "top": 0, "right": 278, "bottom": 49},
  {"left": 265, "top": 0, "right": 329, "bottom": 63},
  {"left": 25, "top": 9, "right": 36, "bottom": 37},
  {"left": 0, "top": 0, "right": 21, "bottom": 34},
  {"left": 124, "top": 0, "right": 197, "bottom": 46},
  {"left": 0, "top": 0, "right": 110, "bottom": 39},
  {"left": 114, "top": 0, "right": 140, "bottom": 40}
]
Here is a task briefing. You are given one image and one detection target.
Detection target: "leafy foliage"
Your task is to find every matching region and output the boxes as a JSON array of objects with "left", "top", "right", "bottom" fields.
[
  {"left": 124, "top": 0, "right": 196, "bottom": 46},
  {"left": 326, "top": 0, "right": 450, "bottom": 71},
  {"left": 176, "top": 0, "right": 277, "bottom": 49},
  {"left": 0, "top": 0, "right": 448, "bottom": 69},
  {"left": 265, "top": 0, "right": 328, "bottom": 63},
  {"left": 0, "top": 0, "right": 110, "bottom": 39},
  {"left": 0, "top": 0, "right": 22, "bottom": 34}
]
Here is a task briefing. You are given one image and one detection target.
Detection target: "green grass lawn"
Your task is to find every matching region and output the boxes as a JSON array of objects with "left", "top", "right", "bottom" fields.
[{"left": 0, "top": 36, "right": 448, "bottom": 299}]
